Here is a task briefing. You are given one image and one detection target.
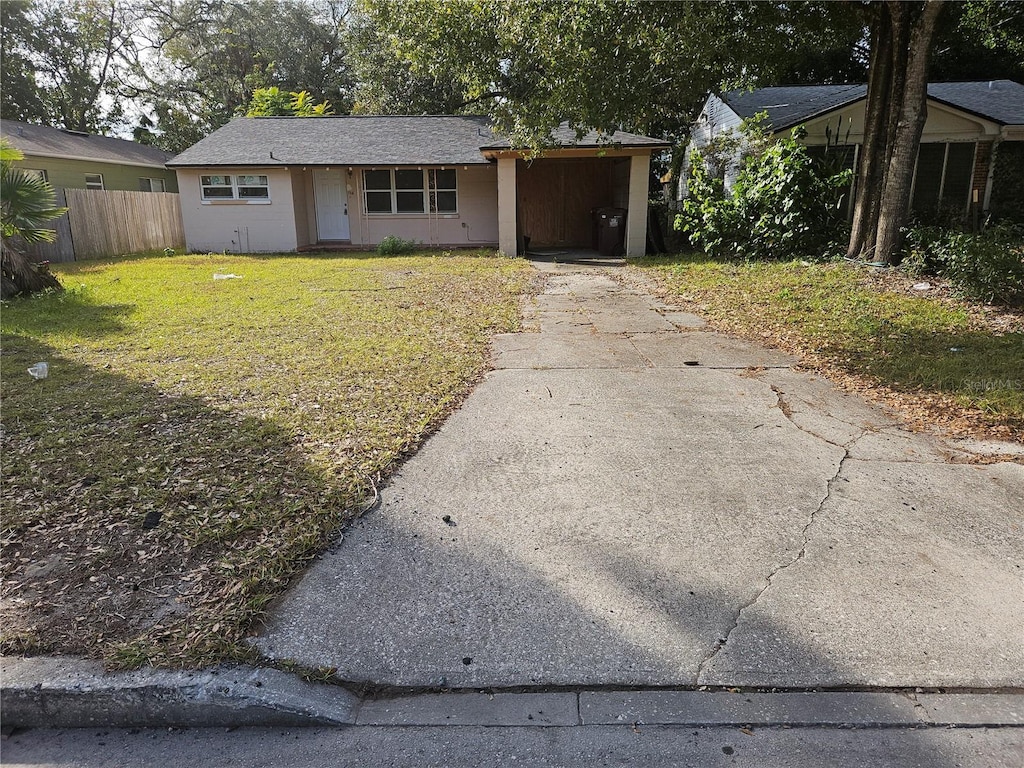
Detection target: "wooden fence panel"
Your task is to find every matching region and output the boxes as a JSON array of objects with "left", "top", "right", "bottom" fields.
[
  {"left": 49, "top": 188, "right": 186, "bottom": 261},
  {"left": 21, "top": 188, "right": 76, "bottom": 263}
]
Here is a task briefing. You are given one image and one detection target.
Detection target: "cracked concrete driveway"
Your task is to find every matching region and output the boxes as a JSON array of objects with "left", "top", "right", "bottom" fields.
[{"left": 255, "top": 262, "right": 1024, "bottom": 689}]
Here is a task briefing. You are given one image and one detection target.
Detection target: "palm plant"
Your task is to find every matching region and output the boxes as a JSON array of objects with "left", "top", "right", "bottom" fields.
[{"left": 1, "top": 137, "right": 67, "bottom": 298}]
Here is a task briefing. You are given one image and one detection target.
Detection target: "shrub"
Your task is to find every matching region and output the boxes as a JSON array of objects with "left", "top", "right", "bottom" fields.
[
  {"left": 376, "top": 235, "right": 418, "bottom": 256},
  {"left": 904, "top": 222, "right": 1024, "bottom": 306},
  {"left": 676, "top": 129, "right": 852, "bottom": 262}
]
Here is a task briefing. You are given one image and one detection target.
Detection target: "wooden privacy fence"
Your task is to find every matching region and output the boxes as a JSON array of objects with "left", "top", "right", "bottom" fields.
[{"left": 23, "top": 188, "right": 184, "bottom": 263}]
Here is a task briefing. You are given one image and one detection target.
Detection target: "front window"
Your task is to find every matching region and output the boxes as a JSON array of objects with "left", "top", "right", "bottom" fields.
[
  {"left": 85, "top": 173, "right": 104, "bottom": 191},
  {"left": 200, "top": 174, "right": 269, "bottom": 201},
  {"left": 25, "top": 169, "right": 48, "bottom": 182},
  {"left": 429, "top": 168, "right": 458, "bottom": 213},
  {"left": 362, "top": 168, "right": 457, "bottom": 214}
]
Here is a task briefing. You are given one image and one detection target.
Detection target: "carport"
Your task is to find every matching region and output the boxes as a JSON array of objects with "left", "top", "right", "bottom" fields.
[{"left": 480, "top": 128, "right": 670, "bottom": 258}]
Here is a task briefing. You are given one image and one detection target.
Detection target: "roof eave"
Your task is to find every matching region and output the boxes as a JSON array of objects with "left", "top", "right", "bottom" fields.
[{"left": 18, "top": 150, "right": 172, "bottom": 169}]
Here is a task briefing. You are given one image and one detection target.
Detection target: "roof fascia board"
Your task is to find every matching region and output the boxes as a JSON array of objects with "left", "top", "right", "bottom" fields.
[
  {"left": 480, "top": 145, "right": 668, "bottom": 160},
  {"left": 168, "top": 160, "right": 493, "bottom": 169},
  {"left": 21, "top": 151, "right": 170, "bottom": 169},
  {"left": 769, "top": 93, "right": 1005, "bottom": 136}
]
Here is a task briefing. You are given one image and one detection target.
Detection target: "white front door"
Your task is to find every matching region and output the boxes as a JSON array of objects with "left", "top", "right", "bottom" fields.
[{"left": 313, "top": 169, "right": 350, "bottom": 241}]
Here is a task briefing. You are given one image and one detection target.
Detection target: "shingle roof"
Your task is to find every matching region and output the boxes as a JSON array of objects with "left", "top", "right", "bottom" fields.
[
  {"left": 722, "top": 81, "right": 1024, "bottom": 131},
  {"left": 0, "top": 119, "right": 175, "bottom": 167},
  {"left": 928, "top": 80, "right": 1024, "bottom": 126},
  {"left": 168, "top": 115, "right": 497, "bottom": 167},
  {"left": 167, "top": 115, "right": 670, "bottom": 167},
  {"left": 480, "top": 123, "right": 671, "bottom": 150},
  {"left": 722, "top": 85, "right": 867, "bottom": 130}
]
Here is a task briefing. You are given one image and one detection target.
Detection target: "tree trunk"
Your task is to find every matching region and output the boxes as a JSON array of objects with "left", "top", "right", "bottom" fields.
[
  {"left": 873, "top": 0, "right": 945, "bottom": 265},
  {"left": 846, "top": 0, "right": 945, "bottom": 265},
  {"left": 0, "top": 239, "right": 63, "bottom": 299},
  {"left": 847, "top": 7, "right": 893, "bottom": 261}
]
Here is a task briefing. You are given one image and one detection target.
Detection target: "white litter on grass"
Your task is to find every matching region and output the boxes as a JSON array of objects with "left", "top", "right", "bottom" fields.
[
  {"left": 213, "top": 273, "right": 242, "bottom": 280},
  {"left": 912, "top": 282, "right": 932, "bottom": 291},
  {"left": 27, "top": 362, "right": 48, "bottom": 379}
]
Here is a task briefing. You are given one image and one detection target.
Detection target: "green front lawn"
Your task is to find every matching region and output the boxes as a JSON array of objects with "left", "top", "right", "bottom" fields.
[
  {"left": 1, "top": 251, "right": 532, "bottom": 666},
  {"left": 638, "top": 255, "right": 1024, "bottom": 438}
]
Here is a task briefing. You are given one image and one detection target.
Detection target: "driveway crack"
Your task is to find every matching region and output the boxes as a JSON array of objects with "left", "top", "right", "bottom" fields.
[
  {"left": 695, "top": 445, "right": 852, "bottom": 685},
  {"left": 769, "top": 384, "right": 866, "bottom": 450}
]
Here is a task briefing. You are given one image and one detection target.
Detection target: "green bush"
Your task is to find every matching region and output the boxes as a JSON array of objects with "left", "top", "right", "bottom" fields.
[
  {"left": 904, "top": 223, "right": 1024, "bottom": 306},
  {"left": 376, "top": 235, "right": 418, "bottom": 256},
  {"left": 676, "top": 129, "right": 852, "bottom": 261}
]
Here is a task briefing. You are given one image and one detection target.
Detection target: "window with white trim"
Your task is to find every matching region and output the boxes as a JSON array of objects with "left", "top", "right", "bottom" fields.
[
  {"left": 362, "top": 169, "right": 458, "bottom": 214},
  {"left": 140, "top": 177, "right": 166, "bottom": 192},
  {"left": 200, "top": 174, "right": 269, "bottom": 201},
  {"left": 25, "top": 169, "right": 48, "bottom": 182},
  {"left": 85, "top": 173, "right": 104, "bottom": 190}
]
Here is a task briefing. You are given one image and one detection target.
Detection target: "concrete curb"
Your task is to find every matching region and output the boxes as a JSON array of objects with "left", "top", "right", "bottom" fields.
[
  {"left": 1, "top": 657, "right": 357, "bottom": 728},
  {"left": 3, "top": 657, "right": 1023, "bottom": 730}
]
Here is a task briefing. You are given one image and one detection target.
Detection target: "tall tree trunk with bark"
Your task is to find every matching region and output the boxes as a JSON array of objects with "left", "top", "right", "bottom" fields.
[
  {"left": 846, "top": 0, "right": 945, "bottom": 265},
  {"left": 847, "top": 7, "right": 893, "bottom": 261},
  {"left": 873, "top": 0, "right": 945, "bottom": 263}
]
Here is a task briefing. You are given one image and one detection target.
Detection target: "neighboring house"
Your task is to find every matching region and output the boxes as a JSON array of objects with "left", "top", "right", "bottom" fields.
[
  {"left": 683, "top": 80, "right": 1024, "bottom": 220},
  {"left": 0, "top": 119, "right": 178, "bottom": 193},
  {"left": 166, "top": 116, "right": 669, "bottom": 256}
]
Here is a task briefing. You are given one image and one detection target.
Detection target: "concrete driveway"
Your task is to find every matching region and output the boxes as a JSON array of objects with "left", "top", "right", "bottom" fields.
[{"left": 255, "top": 260, "right": 1024, "bottom": 690}]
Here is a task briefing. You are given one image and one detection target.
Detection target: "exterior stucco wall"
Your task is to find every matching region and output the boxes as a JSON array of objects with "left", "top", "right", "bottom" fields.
[
  {"left": 346, "top": 164, "right": 498, "bottom": 248},
  {"left": 175, "top": 167, "right": 298, "bottom": 253},
  {"left": 17, "top": 154, "right": 178, "bottom": 192}
]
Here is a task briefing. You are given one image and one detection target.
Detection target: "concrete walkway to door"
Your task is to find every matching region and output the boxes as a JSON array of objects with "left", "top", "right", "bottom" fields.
[{"left": 255, "top": 259, "right": 1024, "bottom": 691}]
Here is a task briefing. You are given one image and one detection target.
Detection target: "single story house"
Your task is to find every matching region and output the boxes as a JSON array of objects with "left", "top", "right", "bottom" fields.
[
  {"left": 0, "top": 119, "right": 178, "bottom": 193},
  {"left": 166, "top": 116, "right": 670, "bottom": 256},
  {"left": 682, "top": 80, "right": 1024, "bottom": 220}
]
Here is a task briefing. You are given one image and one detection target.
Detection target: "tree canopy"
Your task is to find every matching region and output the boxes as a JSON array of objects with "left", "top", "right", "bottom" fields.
[{"left": 2, "top": 0, "right": 1021, "bottom": 263}]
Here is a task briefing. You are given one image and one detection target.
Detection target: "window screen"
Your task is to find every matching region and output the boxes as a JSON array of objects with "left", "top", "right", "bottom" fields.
[
  {"left": 429, "top": 169, "right": 458, "bottom": 213},
  {"left": 395, "top": 169, "right": 425, "bottom": 213},
  {"left": 941, "top": 143, "right": 975, "bottom": 210},
  {"left": 201, "top": 175, "right": 234, "bottom": 199},
  {"left": 364, "top": 170, "right": 393, "bottom": 213},
  {"left": 912, "top": 144, "right": 945, "bottom": 213}
]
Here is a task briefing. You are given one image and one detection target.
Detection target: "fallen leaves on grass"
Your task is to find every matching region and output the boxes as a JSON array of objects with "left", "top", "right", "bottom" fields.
[
  {"left": 1, "top": 251, "right": 531, "bottom": 667},
  {"left": 633, "top": 256, "right": 1024, "bottom": 443}
]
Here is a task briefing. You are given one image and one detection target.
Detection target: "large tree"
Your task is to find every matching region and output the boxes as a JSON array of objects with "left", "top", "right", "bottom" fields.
[
  {"left": 0, "top": 0, "right": 139, "bottom": 133},
  {"left": 0, "top": 1, "right": 47, "bottom": 123},
  {"left": 124, "top": 0, "right": 354, "bottom": 152},
  {"left": 847, "top": 1, "right": 946, "bottom": 265},
  {"left": 354, "top": 0, "right": 868, "bottom": 149}
]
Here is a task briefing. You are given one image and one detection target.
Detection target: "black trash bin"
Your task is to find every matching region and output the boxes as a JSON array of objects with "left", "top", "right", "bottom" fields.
[{"left": 593, "top": 207, "right": 627, "bottom": 258}]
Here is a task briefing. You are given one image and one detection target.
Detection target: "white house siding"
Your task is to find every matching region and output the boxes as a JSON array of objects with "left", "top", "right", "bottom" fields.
[
  {"left": 175, "top": 167, "right": 298, "bottom": 253},
  {"left": 679, "top": 94, "right": 744, "bottom": 198},
  {"left": 346, "top": 164, "right": 499, "bottom": 248}
]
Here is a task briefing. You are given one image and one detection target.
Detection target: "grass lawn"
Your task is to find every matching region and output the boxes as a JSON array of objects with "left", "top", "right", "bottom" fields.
[
  {"left": 1, "top": 250, "right": 532, "bottom": 667},
  {"left": 636, "top": 255, "right": 1024, "bottom": 440}
]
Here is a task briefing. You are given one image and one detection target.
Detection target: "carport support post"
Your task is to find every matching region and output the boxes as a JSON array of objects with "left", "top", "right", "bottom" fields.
[
  {"left": 497, "top": 157, "right": 518, "bottom": 257},
  {"left": 625, "top": 153, "right": 651, "bottom": 258}
]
